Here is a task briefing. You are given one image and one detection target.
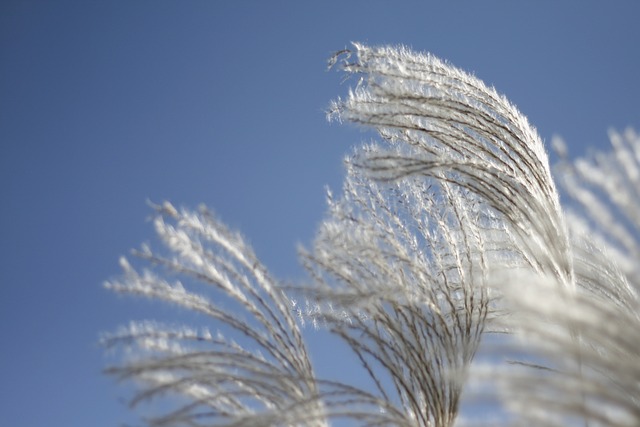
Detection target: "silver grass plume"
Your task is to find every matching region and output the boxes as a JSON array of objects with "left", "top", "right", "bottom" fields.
[
  {"left": 556, "top": 128, "right": 640, "bottom": 285},
  {"left": 103, "top": 203, "right": 327, "bottom": 427},
  {"left": 327, "top": 43, "right": 572, "bottom": 287},
  {"left": 300, "top": 151, "right": 516, "bottom": 427},
  {"left": 104, "top": 42, "right": 640, "bottom": 427},
  {"left": 103, "top": 203, "right": 408, "bottom": 426},
  {"left": 324, "top": 44, "right": 616, "bottom": 425},
  {"left": 491, "top": 129, "right": 640, "bottom": 426}
]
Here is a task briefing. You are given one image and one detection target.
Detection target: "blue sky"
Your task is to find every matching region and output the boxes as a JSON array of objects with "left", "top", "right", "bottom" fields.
[{"left": 1, "top": 2, "right": 639, "bottom": 426}]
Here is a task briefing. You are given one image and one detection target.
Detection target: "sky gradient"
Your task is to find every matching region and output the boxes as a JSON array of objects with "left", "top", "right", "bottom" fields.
[{"left": 1, "top": 2, "right": 639, "bottom": 426}]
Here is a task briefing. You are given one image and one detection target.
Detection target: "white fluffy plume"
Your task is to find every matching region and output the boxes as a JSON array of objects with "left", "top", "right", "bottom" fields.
[{"left": 104, "top": 44, "right": 639, "bottom": 427}]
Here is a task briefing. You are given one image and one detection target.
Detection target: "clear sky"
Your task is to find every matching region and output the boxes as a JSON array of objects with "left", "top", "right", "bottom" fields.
[{"left": 1, "top": 2, "right": 639, "bottom": 426}]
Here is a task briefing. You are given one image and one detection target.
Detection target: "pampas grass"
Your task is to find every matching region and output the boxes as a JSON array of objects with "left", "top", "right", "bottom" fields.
[{"left": 105, "top": 44, "right": 639, "bottom": 427}]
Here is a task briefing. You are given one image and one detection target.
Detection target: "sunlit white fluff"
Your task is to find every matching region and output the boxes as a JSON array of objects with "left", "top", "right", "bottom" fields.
[
  {"left": 300, "top": 152, "right": 514, "bottom": 427},
  {"left": 328, "top": 43, "right": 571, "bottom": 286},
  {"left": 104, "top": 44, "right": 640, "bottom": 427},
  {"left": 104, "top": 203, "right": 327, "bottom": 427},
  {"left": 491, "top": 129, "right": 640, "bottom": 427}
]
